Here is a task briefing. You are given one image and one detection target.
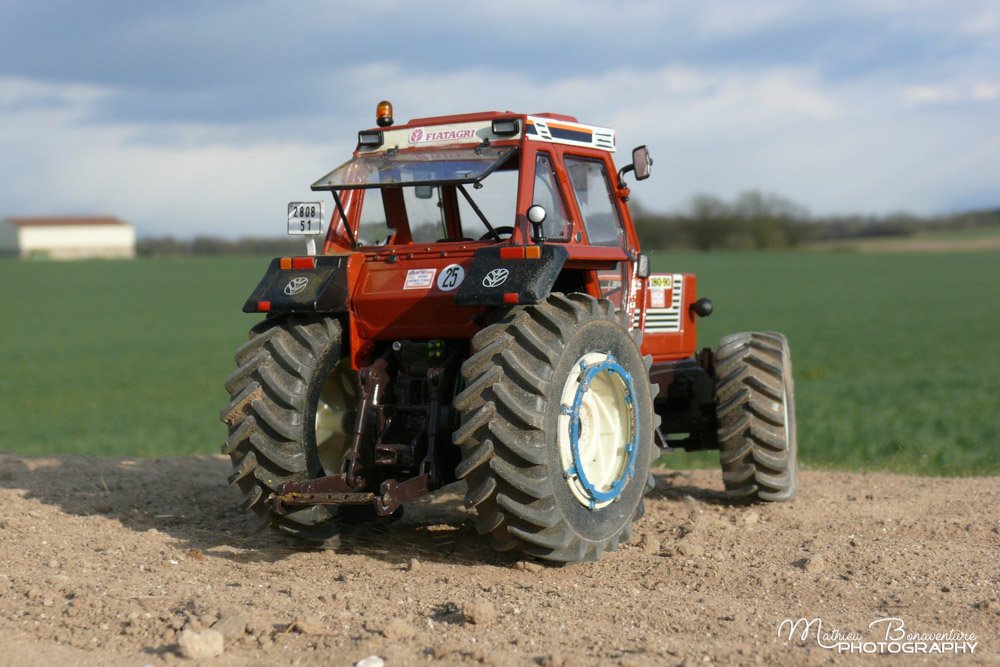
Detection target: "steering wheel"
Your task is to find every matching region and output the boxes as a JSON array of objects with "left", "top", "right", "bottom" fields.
[{"left": 479, "top": 226, "right": 515, "bottom": 241}]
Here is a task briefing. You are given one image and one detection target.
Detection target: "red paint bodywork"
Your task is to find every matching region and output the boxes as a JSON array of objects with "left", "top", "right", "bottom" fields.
[{"left": 314, "top": 111, "right": 701, "bottom": 368}]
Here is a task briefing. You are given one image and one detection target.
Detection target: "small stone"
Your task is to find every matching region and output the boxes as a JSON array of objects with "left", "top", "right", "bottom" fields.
[
  {"left": 46, "top": 559, "right": 59, "bottom": 569},
  {"left": 515, "top": 560, "right": 543, "bottom": 573},
  {"left": 803, "top": 556, "right": 826, "bottom": 574},
  {"left": 246, "top": 618, "right": 270, "bottom": 637},
  {"left": 484, "top": 649, "right": 519, "bottom": 666},
  {"left": 637, "top": 534, "right": 661, "bottom": 555},
  {"left": 212, "top": 614, "right": 248, "bottom": 639},
  {"left": 355, "top": 657, "right": 385, "bottom": 667},
  {"left": 382, "top": 618, "right": 416, "bottom": 640},
  {"left": 741, "top": 510, "right": 760, "bottom": 526},
  {"left": 676, "top": 541, "right": 704, "bottom": 558},
  {"left": 291, "top": 618, "right": 324, "bottom": 635},
  {"left": 176, "top": 628, "right": 224, "bottom": 660},
  {"left": 463, "top": 599, "right": 497, "bottom": 625},
  {"left": 407, "top": 557, "right": 421, "bottom": 572},
  {"left": 540, "top": 652, "right": 566, "bottom": 667},
  {"left": 434, "top": 640, "right": 462, "bottom": 658}
]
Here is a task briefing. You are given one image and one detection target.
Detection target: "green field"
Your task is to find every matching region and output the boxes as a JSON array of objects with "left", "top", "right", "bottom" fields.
[{"left": 1, "top": 252, "right": 997, "bottom": 475}]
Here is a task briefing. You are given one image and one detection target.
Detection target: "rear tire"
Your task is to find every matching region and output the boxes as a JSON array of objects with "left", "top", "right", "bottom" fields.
[
  {"left": 220, "top": 314, "right": 363, "bottom": 543},
  {"left": 715, "top": 331, "right": 796, "bottom": 501},
  {"left": 453, "top": 293, "right": 658, "bottom": 562}
]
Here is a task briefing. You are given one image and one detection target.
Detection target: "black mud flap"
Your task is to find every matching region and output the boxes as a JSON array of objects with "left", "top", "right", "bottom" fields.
[
  {"left": 454, "top": 245, "right": 568, "bottom": 307},
  {"left": 242, "top": 255, "right": 350, "bottom": 313}
]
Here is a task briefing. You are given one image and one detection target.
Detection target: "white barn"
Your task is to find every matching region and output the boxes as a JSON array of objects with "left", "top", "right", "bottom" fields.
[{"left": 0, "top": 216, "right": 136, "bottom": 260}]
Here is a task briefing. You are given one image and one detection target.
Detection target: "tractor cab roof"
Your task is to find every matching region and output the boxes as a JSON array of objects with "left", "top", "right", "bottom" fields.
[{"left": 311, "top": 111, "right": 615, "bottom": 193}]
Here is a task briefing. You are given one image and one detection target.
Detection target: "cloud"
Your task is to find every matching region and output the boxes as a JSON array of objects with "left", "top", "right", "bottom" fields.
[
  {"left": 0, "top": 1, "right": 998, "bottom": 236},
  {"left": 903, "top": 81, "right": 1000, "bottom": 107}
]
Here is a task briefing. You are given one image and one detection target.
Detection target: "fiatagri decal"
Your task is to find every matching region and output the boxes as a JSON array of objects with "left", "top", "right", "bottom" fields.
[{"left": 408, "top": 127, "right": 477, "bottom": 144}]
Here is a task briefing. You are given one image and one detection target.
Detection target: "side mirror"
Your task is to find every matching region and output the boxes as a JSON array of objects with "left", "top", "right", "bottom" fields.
[
  {"left": 636, "top": 253, "right": 651, "bottom": 279},
  {"left": 632, "top": 145, "right": 652, "bottom": 181},
  {"left": 617, "top": 145, "right": 653, "bottom": 187},
  {"left": 527, "top": 205, "right": 547, "bottom": 243}
]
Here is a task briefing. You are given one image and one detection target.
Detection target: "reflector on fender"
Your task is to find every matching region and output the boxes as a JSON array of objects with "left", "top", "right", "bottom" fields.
[
  {"left": 279, "top": 257, "right": 292, "bottom": 270},
  {"left": 498, "top": 246, "right": 543, "bottom": 260},
  {"left": 258, "top": 301, "right": 271, "bottom": 312},
  {"left": 503, "top": 292, "right": 520, "bottom": 304},
  {"left": 291, "top": 257, "right": 316, "bottom": 269}
]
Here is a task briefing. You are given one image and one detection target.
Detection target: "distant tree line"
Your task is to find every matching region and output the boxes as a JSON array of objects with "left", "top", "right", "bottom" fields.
[
  {"left": 137, "top": 236, "right": 305, "bottom": 257},
  {"left": 137, "top": 192, "right": 1000, "bottom": 255},
  {"left": 632, "top": 191, "right": 1000, "bottom": 251},
  {"left": 632, "top": 191, "right": 1000, "bottom": 250}
]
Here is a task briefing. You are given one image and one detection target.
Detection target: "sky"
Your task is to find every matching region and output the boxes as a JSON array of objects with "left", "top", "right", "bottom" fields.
[{"left": 1, "top": 1, "right": 998, "bottom": 238}]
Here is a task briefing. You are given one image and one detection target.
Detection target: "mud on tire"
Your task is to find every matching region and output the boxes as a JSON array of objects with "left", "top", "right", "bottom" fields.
[
  {"left": 220, "top": 314, "right": 348, "bottom": 542},
  {"left": 453, "top": 293, "right": 659, "bottom": 562},
  {"left": 715, "top": 331, "right": 797, "bottom": 502}
]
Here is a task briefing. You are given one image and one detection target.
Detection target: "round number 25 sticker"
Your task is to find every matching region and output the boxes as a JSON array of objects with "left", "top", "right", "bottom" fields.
[{"left": 437, "top": 264, "right": 465, "bottom": 291}]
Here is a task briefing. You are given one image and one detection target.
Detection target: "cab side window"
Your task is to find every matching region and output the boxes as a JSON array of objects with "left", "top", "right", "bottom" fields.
[
  {"left": 531, "top": 153, "right": 572, "bottom": 241},
  {"left": 564, "top": 156, "right": 625, "bottom": 248}
]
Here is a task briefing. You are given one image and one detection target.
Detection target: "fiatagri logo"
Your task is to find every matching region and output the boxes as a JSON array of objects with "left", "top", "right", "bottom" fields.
[{"left": 408, "top": 127, "right": 477, "bottom": 144}]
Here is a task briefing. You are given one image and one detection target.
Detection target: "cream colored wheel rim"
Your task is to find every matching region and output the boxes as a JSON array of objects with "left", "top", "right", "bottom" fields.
[
  {"left": 314, "top": 358, "right": 356, "bottom": 475},
  {"left": 557, "top": 352, "right": 635, "bottom": 509}
]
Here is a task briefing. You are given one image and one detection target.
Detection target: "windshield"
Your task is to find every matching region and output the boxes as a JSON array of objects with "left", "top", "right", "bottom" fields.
[
  {"left": 312, "top": 146, "right": 515, "bottom": 190},
  {"left": 352, "top": 168, "right": 519, "bottom": 246}
]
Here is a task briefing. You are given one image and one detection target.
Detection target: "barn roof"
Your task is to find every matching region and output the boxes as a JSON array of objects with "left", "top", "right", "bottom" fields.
[{"left": 4, "top": 216, "right": 128, "bottom": 228}]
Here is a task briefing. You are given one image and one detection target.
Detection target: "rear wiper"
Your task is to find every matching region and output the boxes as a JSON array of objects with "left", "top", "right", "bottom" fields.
[{"left": 457, "top": 184, "right": 500, "bottom": 241}]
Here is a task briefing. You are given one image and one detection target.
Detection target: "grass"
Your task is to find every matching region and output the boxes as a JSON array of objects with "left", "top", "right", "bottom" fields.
[
  {"left": 0, "top": 257, "right": 262, "bottom": 458},
  {"left": 654, "top": 251, "right": 1000, "bottom": 475},
  {"left": 1, "top": 251, "right": 997, "bottom": 475}
]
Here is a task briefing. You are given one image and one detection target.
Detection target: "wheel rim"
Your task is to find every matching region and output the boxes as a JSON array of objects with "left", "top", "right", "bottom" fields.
[
  {"left": 314, "top": 358, "right": 357, "bottom": 475},
  {"left": 557, "top": 352, "right": 639, "bottom": 510}
]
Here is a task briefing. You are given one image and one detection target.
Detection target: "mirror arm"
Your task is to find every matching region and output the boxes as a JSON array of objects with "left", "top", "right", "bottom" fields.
[{"left": 617, "top": 163, "right": 635, "bottom": 189}]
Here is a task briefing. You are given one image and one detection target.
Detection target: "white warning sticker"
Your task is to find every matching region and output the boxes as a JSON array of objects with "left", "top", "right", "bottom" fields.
[
  {"left": 650, "top": 289, "right": 666, "bottom": 308},
  {"left": 403, "top": 268, "right": 436, "bottom": 290}
]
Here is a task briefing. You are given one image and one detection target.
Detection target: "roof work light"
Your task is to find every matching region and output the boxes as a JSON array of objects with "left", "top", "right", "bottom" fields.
[
  {"left": 358, "top": 130, "right": 384, "bottom": 148},
  {"left": 491, "top": 118, "right": 519, "bottom": 136}
]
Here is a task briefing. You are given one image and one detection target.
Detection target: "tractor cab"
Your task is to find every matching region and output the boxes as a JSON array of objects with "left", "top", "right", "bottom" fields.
[{"left": 247, "top": 103, "right": 666, "bottom": 369}]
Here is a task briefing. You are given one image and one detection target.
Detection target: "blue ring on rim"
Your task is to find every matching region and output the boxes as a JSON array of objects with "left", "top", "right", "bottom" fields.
[{"left": 565, "top": 353, "right": 639, "bottom": 509}]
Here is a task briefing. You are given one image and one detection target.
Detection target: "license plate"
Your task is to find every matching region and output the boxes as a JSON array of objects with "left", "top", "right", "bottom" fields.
[{"left": 287, "top": 201, "right": 325, "bottom": 235}]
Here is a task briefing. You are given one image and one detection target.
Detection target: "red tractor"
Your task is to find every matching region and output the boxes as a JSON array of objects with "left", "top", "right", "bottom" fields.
[{"left": 222, "top": 102, "right": 796, "bottom": 563}]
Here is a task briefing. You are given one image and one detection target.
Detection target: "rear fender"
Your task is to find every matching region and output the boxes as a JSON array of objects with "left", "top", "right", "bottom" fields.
[
  {"left": 242, "top": 255, "right": 351, "bottom": 313},
  {"left": 454, "top": 245, "right": 568, "bottom": 306}
]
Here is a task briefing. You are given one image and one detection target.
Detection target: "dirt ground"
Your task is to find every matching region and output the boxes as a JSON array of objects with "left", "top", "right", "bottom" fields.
[{"left": 0, "top": 454, "right": 996, "bottom": 666}]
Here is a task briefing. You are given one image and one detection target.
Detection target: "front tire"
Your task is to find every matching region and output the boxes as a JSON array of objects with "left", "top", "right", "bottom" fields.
[
  {"left": 715, "top": 331, "right": 797, "bottom": 501},
  {"left": 453, "top": 293, "right": 658, "bottom": 562}
]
